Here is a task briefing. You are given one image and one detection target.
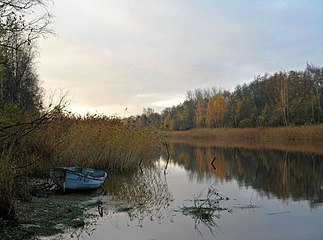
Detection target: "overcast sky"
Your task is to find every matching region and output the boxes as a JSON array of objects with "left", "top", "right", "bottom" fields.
[{"left": 38, "top": 0, "right": 323, "bottom": 117}]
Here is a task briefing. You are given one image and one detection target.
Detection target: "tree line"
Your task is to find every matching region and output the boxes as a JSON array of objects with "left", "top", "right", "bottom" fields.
[{"left": 133, "top": 64, "right": 323, "bottom": 130}]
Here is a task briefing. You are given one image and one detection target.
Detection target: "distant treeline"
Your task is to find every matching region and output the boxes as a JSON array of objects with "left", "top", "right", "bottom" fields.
[{"left": 132, "top": 64, "right": 323, "bottom": 130}]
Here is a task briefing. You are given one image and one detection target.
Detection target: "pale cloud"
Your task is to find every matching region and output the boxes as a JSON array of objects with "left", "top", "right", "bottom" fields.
[
  {"left": 38, "top": 0, "right": 323, "bottom": 117},
  {"left": 152, "top": 96, "right": 186, "bottom": 109}
]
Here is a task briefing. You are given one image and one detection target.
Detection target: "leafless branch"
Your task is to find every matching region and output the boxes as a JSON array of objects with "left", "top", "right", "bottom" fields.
[{"left": 0, "top": 0, "right": 54, "bottom": 51}]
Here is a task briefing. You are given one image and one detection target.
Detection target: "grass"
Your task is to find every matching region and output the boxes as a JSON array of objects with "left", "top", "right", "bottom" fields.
[
  {"left": 167, "top": 124, "right": 323, "bottom": 141},
  {"left": 20, "top": 114, "right": 165, "bottom": 175},
  {"left": 166, "top": 124, "right": 323, "bottom": 154}
]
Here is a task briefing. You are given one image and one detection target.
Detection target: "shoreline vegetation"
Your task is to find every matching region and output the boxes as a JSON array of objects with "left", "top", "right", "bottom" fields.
[
  {"left": 166, "top": 124, "right": 323, "bottom": 155},
  {"left": 0, "top": 111, "right": 164, "bottom": 239}
]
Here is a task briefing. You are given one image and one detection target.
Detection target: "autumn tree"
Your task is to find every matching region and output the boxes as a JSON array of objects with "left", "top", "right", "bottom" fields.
[
  {"left": 194, "top": 96, "right": 205, "bottom": 128},
  {"left": 303, "top": 63, "right": 323, "bottom": 123},
  {"left": 213, "top": 92, "right": 227, "bottom": 128},
  {"left": 205, "top": 96, "right": 216, "bottom": 128},
  {"left": 177, "top": 100, "right": 195, "bottom": 130},
  {"left": 162, "top": 110, "right": 173, "bottom": 130}
]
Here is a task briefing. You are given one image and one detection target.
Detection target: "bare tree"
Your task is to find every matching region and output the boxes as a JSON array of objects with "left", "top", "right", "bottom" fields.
[
  {"left": 0, "top": 0, "right": 54, "bottom": 109},
  {"left": 0, "top": 0, "right": 53, "bottom": 51},
  {"left": 2, "top": 33, "right": 42, "bottom": 109}
]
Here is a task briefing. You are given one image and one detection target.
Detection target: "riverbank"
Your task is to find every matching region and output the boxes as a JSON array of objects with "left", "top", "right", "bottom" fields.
[
  {"left": 0, "top": 189, "right": 107, "bottom": 240},
  {"left": 166, "top": 124, "right": 323, "bottom": 154},
  {"left": 0, "top": 114, "right": 164, "bottom": 227}
]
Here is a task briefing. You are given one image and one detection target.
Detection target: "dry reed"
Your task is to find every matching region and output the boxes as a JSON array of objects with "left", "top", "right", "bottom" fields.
[
  {"left": 26, "top": 115, "right": 165, "bottom": 175},
  {"left": 167, "top": 124, "right": 323, "bottom": 141},
  {"left": 0, "top": 113, "right": 164, "bottom": 221},
  {"left": 166, "top": 125, "right": 323, "bottom": 154}
]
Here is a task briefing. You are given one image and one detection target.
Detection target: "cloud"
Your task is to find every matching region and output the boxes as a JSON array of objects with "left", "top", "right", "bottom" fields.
[{"left": 38, "top": 0, "right": 323, "bottom": 116}]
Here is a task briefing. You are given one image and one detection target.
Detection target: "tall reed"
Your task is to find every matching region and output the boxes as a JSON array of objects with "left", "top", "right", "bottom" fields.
[
  {"left": 0, "top": 112, "right": 164, "bottom": 221},
  {"left": 167, "top": 124, "right": 323, "bottom": 142},
  {"left": 25, "top": 115, "right": 165, "bottom": 175}
]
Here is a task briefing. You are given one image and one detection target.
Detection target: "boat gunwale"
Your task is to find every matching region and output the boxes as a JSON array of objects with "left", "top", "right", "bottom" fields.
[{"left": 51, "top": 167, "right": 107, "bottom": 181}]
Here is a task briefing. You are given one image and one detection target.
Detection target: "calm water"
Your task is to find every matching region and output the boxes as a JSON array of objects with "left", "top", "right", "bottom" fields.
[{"left": 80, "top": 142, "right": 323, "bottom": 240}]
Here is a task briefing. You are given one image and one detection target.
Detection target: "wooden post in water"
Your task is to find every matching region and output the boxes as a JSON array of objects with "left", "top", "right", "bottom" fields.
[{"left": 211, "top": 157, "right": 216, "bottom": 170}]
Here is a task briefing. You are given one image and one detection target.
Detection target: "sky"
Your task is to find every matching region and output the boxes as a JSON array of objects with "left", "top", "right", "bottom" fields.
[{"left": 37, "top": 0, "right": 323, "bottom": 117}]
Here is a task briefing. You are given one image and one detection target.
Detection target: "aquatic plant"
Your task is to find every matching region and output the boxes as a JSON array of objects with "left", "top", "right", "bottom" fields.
[{"left": 176, "top": 184, "right": 229, "bottom": 238}]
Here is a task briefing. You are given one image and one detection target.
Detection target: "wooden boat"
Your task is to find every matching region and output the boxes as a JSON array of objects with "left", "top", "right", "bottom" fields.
[{"left": 50, "top": 167, "right": 107, "bottom": 191}]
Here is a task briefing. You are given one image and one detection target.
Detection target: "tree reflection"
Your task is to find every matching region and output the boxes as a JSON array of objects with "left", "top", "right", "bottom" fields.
[
  {"left": 104, "top": 165, "right": 174, "bottom": 227},
  {"left": 165, "top": 142, "right": 323, "bottom": 207}
]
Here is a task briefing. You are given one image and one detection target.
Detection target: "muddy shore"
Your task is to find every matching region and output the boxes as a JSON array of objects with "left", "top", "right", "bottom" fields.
[{"left": 0, "top": 188, "right": 110, "bottom": 240}]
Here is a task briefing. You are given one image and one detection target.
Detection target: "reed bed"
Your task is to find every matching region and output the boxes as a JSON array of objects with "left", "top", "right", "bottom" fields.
[
  {"left": 166, "top": 125, "right": 323, "bottom": 154},
  {"left": 27, "top": 115, "right": 165, "bottom": 175},
  {"left": 0, "top": 113, "right": 164, "bottom": 222},
  {"left": 167, "top": 124, "right": 323, "bottom": 142},
  {"left": 167, "top": 137, "right": 323, "bottom": 155}
]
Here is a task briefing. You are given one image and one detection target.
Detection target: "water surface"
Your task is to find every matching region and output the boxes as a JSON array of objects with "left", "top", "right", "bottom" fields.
[{"left": 81, "top": 141, "right": 323, "bottom": 240}]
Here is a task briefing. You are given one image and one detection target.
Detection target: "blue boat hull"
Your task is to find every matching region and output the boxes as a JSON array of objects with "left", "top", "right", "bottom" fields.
[{"left": 51, "top": 167, "right": 107, "bottom": 191}]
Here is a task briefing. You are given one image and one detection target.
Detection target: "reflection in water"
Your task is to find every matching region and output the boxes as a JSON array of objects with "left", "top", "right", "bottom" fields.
[
  {"left": 60, "top": 166, "right": 173, "bottom": 240},
  {"left": 60, "top": 142, "right": 323, "bottom": 240},
  {"left": 164, "top": 142, "right": 323, "bottom": 208},
  {"left": 104, "top": 165, "right": 174, "bottom": 227}
]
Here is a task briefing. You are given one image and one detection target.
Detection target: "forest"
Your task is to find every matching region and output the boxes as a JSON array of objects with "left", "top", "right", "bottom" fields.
[{"left": 134, "top": 64, "right": 323, "bottom": 130}]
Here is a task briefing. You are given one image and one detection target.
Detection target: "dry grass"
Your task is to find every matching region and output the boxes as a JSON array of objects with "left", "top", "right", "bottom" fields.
[
  {"left": 27, "top": 115, "right": 165, "bottom": 174},
  {"left": 167, "top": 124, "right": 323, "bottom": 141},
  {"left": 166, "top": 124, "right": 323, "bottom": 154}
]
